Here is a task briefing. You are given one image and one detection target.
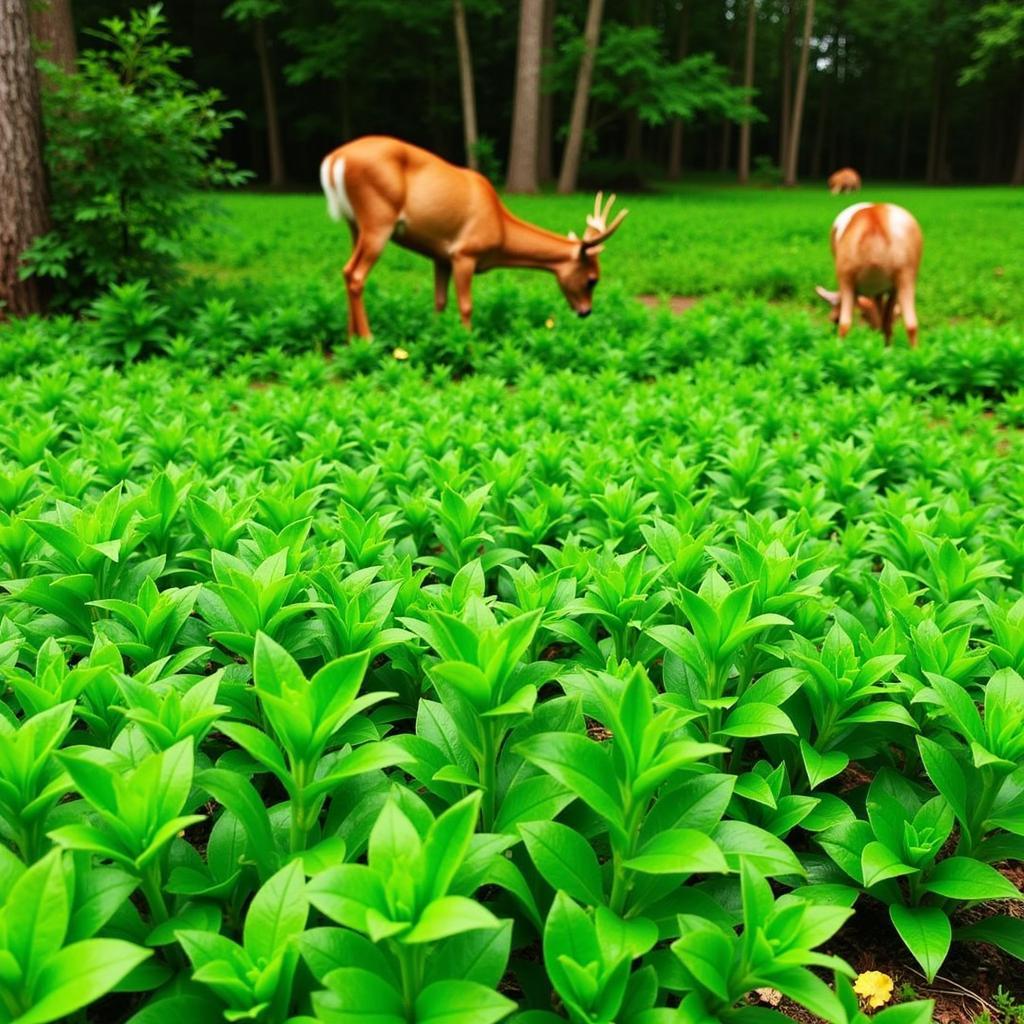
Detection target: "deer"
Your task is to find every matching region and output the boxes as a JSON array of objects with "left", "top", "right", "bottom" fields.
[
  {"left": 815, "top": 202, "right": 923, "bottom": 347},
  {"left": 319, "top": 136, "right": 628, "bottom": 339},
  {"left": 828, "top": 167, "right": 862, "bottom": 194}
]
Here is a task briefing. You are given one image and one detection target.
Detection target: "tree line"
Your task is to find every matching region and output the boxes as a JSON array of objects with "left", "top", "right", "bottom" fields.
[{"left": 92, "top": 0, "right": 1024, "bottom": 190}]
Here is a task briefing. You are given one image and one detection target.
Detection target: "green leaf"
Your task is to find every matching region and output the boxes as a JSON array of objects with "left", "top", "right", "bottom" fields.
[
  {"left": 799, "top": 741, "right": 849, "bottom": 790},
  {"left": 519, "top": 821, "right": 604, "bottom": 904},
  {"left": 861, "top": 842, "right": 917, "bottom": 888},
  {"left": 956, "top": 915, "right": 1024, "bottom": 959},
  {"left": 425, "top": 920, "right": 513, "bottom": 987},
  {"left": 515, "top": 733, "right": 623, "bottom": 832},
  {"left": 715, "top": 703, "right": 796, "bottom": 739},
  {"left": 244, "top": 859, "right": 308, "bottom": 963},
  {"left": 415, "top": 980, "right": 515, "bottom": 1024},
  {"left": 624, "top": 829, "right": 729, "bottom": 876},
  {"left": 17, "top": 939, "right": 151, "bottom": 1024},
  {"left": 921, "top": 858, "right": 1022, "bottom": 901},
  {"left": 403, "top": 896, "right": 500, "bottom": 944},
  {"left": 889, "top": 904, "right": 951, "bottom": 982},
  {"left": 713, "top": 821, "right": 805, "bottom": 878},
  {"left": 419, "top": 792, "right": 481, "bottom": 903},
  {"left": 315, "top": 967, "right": 404, "bottom": 1024}
]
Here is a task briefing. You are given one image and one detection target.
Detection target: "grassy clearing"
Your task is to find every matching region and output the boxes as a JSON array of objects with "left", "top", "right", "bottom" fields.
[{"left": 193, "top": 184, "right": 1024, "bottom": 324}]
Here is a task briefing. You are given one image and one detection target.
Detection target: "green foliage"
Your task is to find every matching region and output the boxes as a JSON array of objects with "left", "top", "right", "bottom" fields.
[
  {"left": 7, "top": 187, "right": 1024, "bottom": 1020},
  {"left": 21, "top": 5, "right": 247, "bottom": 306}
]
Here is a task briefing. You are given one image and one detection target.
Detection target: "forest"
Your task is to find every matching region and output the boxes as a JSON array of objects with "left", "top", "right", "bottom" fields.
[{"left": 57, "top": 0, "right": 1024, "bottom": 190}]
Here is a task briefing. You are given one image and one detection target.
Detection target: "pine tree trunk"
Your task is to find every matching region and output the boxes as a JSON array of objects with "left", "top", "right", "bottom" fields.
[
  {"left": 0, "top": 0, "right": 49, "bottom": 317},
  {"left": 783, "top": 0, "right": 814, "bottom": 187},
  {"left": 29, "top": 0, "right": 76, "bottom": 76},
  {"left": 737, "top": 0, "right": 757, "bottom": 184},
  {"left": 778, "top": 1, "right": 794, "bottom": 169},
  {"left": 453, "top": 0, "right": 480, "bottom": 171},
  {"left": 537, "top": 0, "right": 556, "bottom": 182},
  {"left": 507, "top": 0, "right": 544, "bottom": 192},
  {"left": 667, "top": 2, "right": 691, "bottom": 179},
  {"left": 557, "top": 0, "right": 604, "bottom": 194},
  {"left": 1013, "top": 96, "right": 1024, "bottom": 185},
  {"left": 254, "top": 18, "right": 286, "bottom": 188}
]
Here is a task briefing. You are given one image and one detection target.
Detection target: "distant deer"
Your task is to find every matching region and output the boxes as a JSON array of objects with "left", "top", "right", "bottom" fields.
[
  {"left": 319, "top": 136, "right": 628, "bottom": 338},
  {"left": 815, "top": 202, "right": 923, "bottom": 347},
  {"left": 828, "top": 167, "right": 862, "bottom": 194}
]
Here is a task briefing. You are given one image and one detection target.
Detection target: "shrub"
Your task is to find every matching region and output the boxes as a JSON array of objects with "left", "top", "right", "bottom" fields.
[{"left": 21, "top": 5, "right": 248, "bottom": 307}]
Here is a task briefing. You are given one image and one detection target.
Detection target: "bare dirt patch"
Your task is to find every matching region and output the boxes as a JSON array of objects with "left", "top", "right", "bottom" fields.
[{"left": 636, "top": 293, "right": 701, "bottom": 315}]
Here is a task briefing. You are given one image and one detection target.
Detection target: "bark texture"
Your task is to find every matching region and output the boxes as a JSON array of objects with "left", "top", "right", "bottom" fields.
[
  {"left": 1, "top": 0, "right": 50, "bottom": 317},
  {"left": 506, "top": 0, "right": 545, "bottom": 193},
  {"left": 737, "top": 0, "right": 757, "bottom": 184},
  {"left": 557, "top": 0, "right": 604, "bottom": 194},
  {"left": 254, "top": 17, "right": 286, "bottom": 187},
  {"left": 453, "top": 0, "right": 480, "bottom": 171},
  {"left": 537, "top": 0, "right": 556, "bottom": 182},
  {"left": 30, "top": 0, "right": 76, "bottom": 76},
  {"left": 782, "top": 0, "right": 814, "bottom": 186}
]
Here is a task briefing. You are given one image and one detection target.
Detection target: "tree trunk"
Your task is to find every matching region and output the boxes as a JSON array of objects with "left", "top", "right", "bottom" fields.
[
  {"left": 737, "top": 0, "right": 757, "bottom": 184},
  {"left": 453, "top": 0, "right": 480, "bottom": 171},
  {"left": 783, "top": 0, "right": 814, "bottom": 187},
  {"left": 778, "top": 1, "right": 794, "bottom": 169},
  {"left": 557, "top": 0, "right": 604, "bottom": 194},
  {"left": 29, "top": 0, "right": 76, "bottom": 76},
  {"left": 0, "top": 0, "right": 50, "bottom": 317},
  {"left": 667, "top": 2, "right": 691, "bottom": 179},
  {"left": 253, "top": 17, "right": 286, "bottom": 188},
  {"left": 1013, "top": 96, "right": 1024, "bottom": 185},
  {"left": 506, "top": 0, "right": 544, "bottom": 192},
  {"left": 719, "top": 11, "right": 739, "bottom": 173},
  {"left": 537, "top": 0, "right": 556, "bottom": 182}
]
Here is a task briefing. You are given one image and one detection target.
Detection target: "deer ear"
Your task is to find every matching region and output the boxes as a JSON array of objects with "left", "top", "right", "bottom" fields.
[{"left": 815, "top": 286, "right": 839, "bottom": 306}]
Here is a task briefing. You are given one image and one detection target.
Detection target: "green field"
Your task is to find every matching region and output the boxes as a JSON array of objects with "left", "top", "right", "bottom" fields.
[
  {"left": 194, "top": 185, "right": 1024, "bottom": 325},
  {"left": 1, "top": 187, "right": 1024, "bottom": 1023}
]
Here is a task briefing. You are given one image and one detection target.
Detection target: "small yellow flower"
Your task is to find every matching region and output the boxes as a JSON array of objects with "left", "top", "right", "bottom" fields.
[
  {"left": 854, "top": 971, "right": 894, "bottom": 1009},
  {"left": 545, "top": 317, "right": 555, "bottom": 329},
  {"left": 392, "top": 347, "right": 409, "bottom": 361}
]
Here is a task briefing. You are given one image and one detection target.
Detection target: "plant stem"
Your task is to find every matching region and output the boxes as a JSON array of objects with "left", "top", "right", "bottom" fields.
[
  {"left": 290, "top": 759, "right": 308, "bottom": 853},
  {"left": 141, "top": 864, "right": 169, "bottom": 924}
]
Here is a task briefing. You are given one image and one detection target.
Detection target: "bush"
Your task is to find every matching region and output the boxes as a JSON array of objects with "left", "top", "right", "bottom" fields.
[{"left": 21, "top": 4, "right": 248, "bottom": 307}]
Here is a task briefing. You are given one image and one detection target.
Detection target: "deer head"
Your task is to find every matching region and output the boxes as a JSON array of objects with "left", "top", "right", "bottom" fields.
[{"left": 558, "top": 192, "right": 629, "bottom": 318}]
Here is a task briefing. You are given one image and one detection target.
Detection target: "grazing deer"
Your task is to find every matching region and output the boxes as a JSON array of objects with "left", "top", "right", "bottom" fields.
[
  {"left": 815, "top": 202, "right": 923, "bottom": 347},
  {"left": 828, "top": 167, "right": 862, "bottom": 194},
  {"left": 319, "top": 136, "right": 628, "bottom": 338}
]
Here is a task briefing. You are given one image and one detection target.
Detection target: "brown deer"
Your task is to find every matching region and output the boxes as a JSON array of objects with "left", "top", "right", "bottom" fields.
[
  {"left": 319, "top": 136, "right": 628, "bottom": 338},
  {"left": 828, "top": 167, "right": 862, "bottom": 194},
  {"left": 815, "top": 202, "right": 923, "bottom": 347}
]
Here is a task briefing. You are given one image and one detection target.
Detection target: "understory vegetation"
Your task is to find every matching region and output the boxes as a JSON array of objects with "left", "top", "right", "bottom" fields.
[{"left": 1, "top": 190, "right": 1023, "bottom": 1023}]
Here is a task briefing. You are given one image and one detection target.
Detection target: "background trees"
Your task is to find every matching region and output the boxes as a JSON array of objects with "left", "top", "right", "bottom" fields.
[{"left": 16, "top": 0, "right": 1024, "bottom": 193}]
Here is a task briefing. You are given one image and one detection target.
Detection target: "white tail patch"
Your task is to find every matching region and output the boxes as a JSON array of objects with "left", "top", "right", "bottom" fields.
[
  {"left": 832, "top": 202, "right": 873, "bottom": 243},
  {"left": 320, "top": 154, "right": 355, "bottom": 223}
]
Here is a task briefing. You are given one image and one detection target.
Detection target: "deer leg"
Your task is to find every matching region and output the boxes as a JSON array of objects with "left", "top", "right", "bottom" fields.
[
  {"left": 344, "top": 228, "right": 389, "bottom": 339},
  {"left": 897, "top": 277, "right": 918, "bottom": 348},
  {"left": 881, "top": 291, "right": 897, "bottom": 346},
  {"left": 434, "top": 260, "right": 452, "bottom": 313},
  {"left": 452, "top": 255, "right": 476, "bottom": 328},
  {"left": 837, "top": 282, "right": 856, "bottom": 340}
]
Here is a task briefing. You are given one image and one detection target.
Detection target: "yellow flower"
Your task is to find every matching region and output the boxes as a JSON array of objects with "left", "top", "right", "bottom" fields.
[
  {"left": 545, "top": 317, "right": 555, "bottom": 329},
  {"left": 854, "top": 971, "right": 894, "bottom": 1009},
  {"left": 392, "top": 347, "right": 409, "bottom": 361}
]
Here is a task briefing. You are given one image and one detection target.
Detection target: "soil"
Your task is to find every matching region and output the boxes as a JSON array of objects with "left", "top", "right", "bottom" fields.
[
  {"left": 635, "top": 294, "right": 701, "bottom": 315},
  {"left": 769, "top": 878, "right": 1024, "bottom": 1023}
]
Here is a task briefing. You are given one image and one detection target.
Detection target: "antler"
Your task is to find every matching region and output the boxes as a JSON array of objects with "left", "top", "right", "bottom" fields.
[{"left": 581, "top": 191, "right": 628, "bottom": 252}]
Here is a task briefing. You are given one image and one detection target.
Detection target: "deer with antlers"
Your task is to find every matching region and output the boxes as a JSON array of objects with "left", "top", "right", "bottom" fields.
[{"left": 319, "top": 136, "right": 628, "bottom": 338}]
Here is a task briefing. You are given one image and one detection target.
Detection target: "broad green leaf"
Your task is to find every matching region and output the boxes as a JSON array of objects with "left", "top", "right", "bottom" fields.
[
  {"left": 889, "top": 904, "right": 951, "bottom": 981},
  {"left": 519, "top": 821, "right": 604, "bottom": 904}
]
